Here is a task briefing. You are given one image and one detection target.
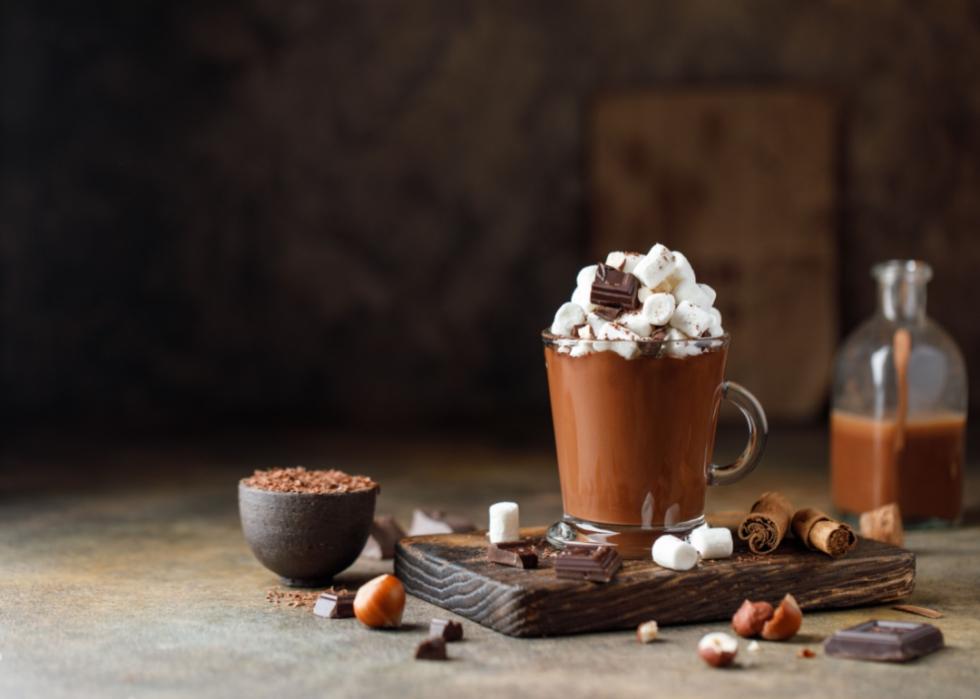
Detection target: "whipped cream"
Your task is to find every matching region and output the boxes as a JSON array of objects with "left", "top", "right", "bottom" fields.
[{"left": 549, "top": 243, "right": 723, "bottom": 358}]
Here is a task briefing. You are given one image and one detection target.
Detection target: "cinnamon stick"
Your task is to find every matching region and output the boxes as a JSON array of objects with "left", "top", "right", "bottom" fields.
[
  {"left": 791, "top": 508, "right": 857, "bottom": 557},
  {"left": 859, "top": 502, "right": 904, "bottom": 547},
  {"left": 737, "top": 492, "right": 794, "bottom": 554}
]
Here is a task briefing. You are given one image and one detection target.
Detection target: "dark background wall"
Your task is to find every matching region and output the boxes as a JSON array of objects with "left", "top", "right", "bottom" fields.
[{"left": 2, "top": 1, "right": 979, "bottom": 434}]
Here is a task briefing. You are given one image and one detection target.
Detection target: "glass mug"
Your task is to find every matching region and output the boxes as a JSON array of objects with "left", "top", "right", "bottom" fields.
[{"left": 542, "top": 332, "right": 767, "bottom": 558}]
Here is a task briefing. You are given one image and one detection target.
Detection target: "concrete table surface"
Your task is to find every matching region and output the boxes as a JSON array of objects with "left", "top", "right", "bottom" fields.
[{"left": 1, "top": 427, "right": 979, "bottom": 698}]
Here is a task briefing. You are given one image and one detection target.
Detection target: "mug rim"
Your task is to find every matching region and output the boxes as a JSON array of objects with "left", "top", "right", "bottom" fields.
[{"left": 541, "top": 328, "right": 730, "bottom": 346}]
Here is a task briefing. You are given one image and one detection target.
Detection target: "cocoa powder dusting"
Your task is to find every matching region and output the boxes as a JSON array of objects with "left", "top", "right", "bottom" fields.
[{"left": 243, "top": 466, "right": 377, "bottom": 494}]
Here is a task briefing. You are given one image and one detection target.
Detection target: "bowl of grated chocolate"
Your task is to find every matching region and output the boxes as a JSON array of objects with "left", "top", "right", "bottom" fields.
[{"left": 239, "top": 466, "right": 379, "bottom": 587}]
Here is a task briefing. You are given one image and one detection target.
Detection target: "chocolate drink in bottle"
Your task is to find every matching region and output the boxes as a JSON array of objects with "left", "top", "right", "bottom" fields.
[{"left": 830, "top": 260, "right": 967, "bottom": 525}]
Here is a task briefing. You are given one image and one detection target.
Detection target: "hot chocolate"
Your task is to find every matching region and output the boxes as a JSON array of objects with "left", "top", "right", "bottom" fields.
[
  {"left": 544, "top": 243, "right": 766, "bottom": 557},
  {"left": 545, "top": 344, "right": 727, "bottom": 527}
]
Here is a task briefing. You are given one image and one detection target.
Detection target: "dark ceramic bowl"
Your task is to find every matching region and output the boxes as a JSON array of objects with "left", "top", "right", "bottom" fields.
[{"left": 239, "top": 481, "right": 378, "bottom": 587}]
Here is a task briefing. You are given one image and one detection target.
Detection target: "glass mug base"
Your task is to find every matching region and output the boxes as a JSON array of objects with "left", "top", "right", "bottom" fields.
[{"left": 546, "top": 514, "right": 707, "bottom": 560}]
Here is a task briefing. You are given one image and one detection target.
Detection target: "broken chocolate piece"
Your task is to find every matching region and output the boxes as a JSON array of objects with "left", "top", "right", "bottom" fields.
[
  {"left": 408, "top": 509, "right": 476, "bottom": 536},
  {"left": 593, "top": 305, "right": 622, "bottom": 321},
  {"left": 824, "top": 620, "right": 944, "bottom": 662},
  {"left": 555, "top": 545, "right": 622, "bottom": 583},
  {"left": 429, "top": 619, "right": 464, "bottom": 642},
  {"left": 486, "top": 542, "right": 538, "bottom": 569},
  {"left": 415, "top": 636, "right": 448, "bottom": 660},
  {"left": 313, "top": 591, "right": 355, "bottom": 619},
  {"left": 361, "top": 514, "right": 406, "bottom": 560},
  {"left": 590, "top": 263, "right": 640, "bottom": 311}
]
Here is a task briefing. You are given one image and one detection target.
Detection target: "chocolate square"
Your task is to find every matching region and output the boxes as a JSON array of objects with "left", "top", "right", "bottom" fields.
[{"left": 824, "top": 620, "right": 944, "bottom": 662}]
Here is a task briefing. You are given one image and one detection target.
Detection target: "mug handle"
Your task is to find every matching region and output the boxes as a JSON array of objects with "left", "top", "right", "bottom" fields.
[{"left": 707, "top": 381, "right": 768, "bottom": 486}]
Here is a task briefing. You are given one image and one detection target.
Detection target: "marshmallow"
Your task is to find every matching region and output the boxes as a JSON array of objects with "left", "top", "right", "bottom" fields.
[
  {"left": 698, "top": 283, "right": 717, "bottom": 308},
  {"left": 632, "top": 244, "right": 676, "bottom": 288},
  {"left": 652, "top": 534, "right": 699, "bottom": 571},
  {"left": 488, "top": 502, "right": 520, "bottom": 543},
  {"left": 618, "top": 311, "right": 653, "bottom": 337},
  {"left": 638, "top": 287, "right": 653, "bottom": 304},
  {"left": 569, "top": 343, "right": 593, "bottom": 358},
  {"left": 576, "top": 324, "right": 595, "bottom": 340},
  {"left": 664, "top": 327, "right": 701, "bottom": 358},
  {"left": 669, "top": 300, "right": 712, "bottom": 338},
  {"left": 668, "top": 251, "right": 696, "bottom": 287},
  {"left": 707, "top": 307, "right": 724, "bottom": 337},
  {"left": 550, "top": 302, "right": 586, "bottom": 336},
  {"left": 585, "top": 312, "right": 606, "bottom": 334},
  {"left": 642, "top": 292, "right": 675, "bottom": 327},
  {"left": 597, "top": 323, "right": 640, "bottom": 359},
  {"left": 571, "top": 285, "right": 594, "bottom": 313},
  {"left": 576, "top": 265, "right": 597, "bottom": 289},
  {"left": 605, "top": 251, "right": 627, "bottom": 270},
  {"left": 672, "top": 279, "right": 713, "bottom": 309},
  {"left": 689, "top": 526, "right": 734, "bottom": 560},
  {"left": 556, "top": 344, "right": 571, "bottom": 354}
]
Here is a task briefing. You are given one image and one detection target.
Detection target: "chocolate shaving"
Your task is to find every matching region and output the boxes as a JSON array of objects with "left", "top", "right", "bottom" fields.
[
  {"left": 738, "top": 492, "right": 794, "bottom": 554},
  {"left": 859, "top": 503, "right": 904, "bottom": 547},
  {"left": 243, "top": 467, "right": 377, "bottom": 494},
  {"left": 892, "top": 605, "right": 944, "bottom": 619},
  {"left": 590, "top": 263, "right": 640, "bottom": 311}
]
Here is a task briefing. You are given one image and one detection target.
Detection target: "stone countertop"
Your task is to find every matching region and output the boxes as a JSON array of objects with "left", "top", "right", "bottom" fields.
[{"left": 1, "top": 427, "right": 978, "bottom": 698}]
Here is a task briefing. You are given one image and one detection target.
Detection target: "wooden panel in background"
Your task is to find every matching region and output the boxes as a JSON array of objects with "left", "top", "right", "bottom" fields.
[
  {"left": 591, "top": 90, "right": 837, "bottom": 420},
  {"left": 396, "top": 528, "right": 914, "bottom": 638}
]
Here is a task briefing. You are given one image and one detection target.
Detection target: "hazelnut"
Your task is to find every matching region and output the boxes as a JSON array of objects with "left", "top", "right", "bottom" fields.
[
  {"left": 636, "top": 620, "right": 659, "bottom": 644},
  {"left": 731, "top": 599, "right": 774, "bottom": 638},
  {"left": 353, "top": 574, "right": 405, "bottom": 629},
  {"left": 698, "top": 632, "right": 738, "bottom": 668},
  {"left": 761, "top": 593, "right": 802, "bottom": 641}
]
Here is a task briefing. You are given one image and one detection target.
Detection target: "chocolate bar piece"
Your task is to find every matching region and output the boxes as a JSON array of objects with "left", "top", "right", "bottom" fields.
[
  {"left": 361, "top": 514, "right": 406, "bottom": 560},
  {"left": 486, "top": 542, "right": 538, "bottom": 569},
  {"left": 824, "top": 620, "right": 944, "bottom": 662},
  {"left": 429, "top": 619, "right": 464, "bottom": 642},
  {"left": 592, "top": 305, "right": 622, "bottom": 321},
  {"left": 408, "top": 509, "right": 476, "bottom": 536},
  {"left": 313, "top": 591, "right": 355, "bottom": 619},
  {"left": 555, "top": 545, "right": 622, "bottom": 583},
  {"left": 590, "top": 263, "right": 640, "bottom": 311},
  {"left": 415, "top": 637, "right": 448, "bottom": 661}
]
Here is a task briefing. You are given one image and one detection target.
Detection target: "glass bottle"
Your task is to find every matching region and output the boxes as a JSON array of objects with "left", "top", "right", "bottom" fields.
[{"left": 830, "top": 260, "right": 967, "bottom": 525}]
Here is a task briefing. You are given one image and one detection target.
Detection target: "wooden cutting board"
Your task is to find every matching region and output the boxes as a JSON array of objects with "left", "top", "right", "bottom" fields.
[{"left": 394, "top": 528, "right": 914, "bottom": 638}]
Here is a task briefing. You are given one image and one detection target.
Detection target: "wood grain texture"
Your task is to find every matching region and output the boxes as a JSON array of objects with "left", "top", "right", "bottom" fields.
[{"left": 395, "top": 527, "right": 915, "bottom": 638}]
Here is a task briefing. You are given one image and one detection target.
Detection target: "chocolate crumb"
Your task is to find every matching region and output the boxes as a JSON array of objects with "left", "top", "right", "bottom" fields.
[
  {"left": 243, "top": 467, "right": 377, "bottom": 495},
  {"left": 797, "top": 648, "right": 816, "bottom": 659},
  {"left": 266, "top": 586, "right": 350, "bottom": 610}
]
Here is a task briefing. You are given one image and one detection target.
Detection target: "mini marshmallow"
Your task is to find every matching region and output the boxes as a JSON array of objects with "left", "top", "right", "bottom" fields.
[
  {"left": 668, "top": 251, "right": 696, "bottom": 287},
  {"left": 550, "top": 302, "right": 586, "bottom": 336},
  {"left": 672, "top": 279, "right": 713, "bottom": 309},
  {"left": 669, "top": 300, "right": 712, "bottom": 338},
  {"left": 585, "top": 312, "right": 606, "bottom": 333},
  {"left": 569, "top": 343, "right": 593, "bottom": 358},
  {"left": 618, "top": 311, "right": 653, "bottom": 337},
  {"left": 652, "top": 534, "right": 699, "bottom": 571},
  {"left": 689, "top": 526, "right": 734, "bottom": 560},
  {"left": 698, "top": 283, "right": 717, "bottom": 308},
  {"left": 707, "top": 307, "right": 724, "bottom": 337},
  {"left": 664, "top": 327, "right": 701, "bottom": 358},
  {"left": 621, "top": 253, "right": 643, "bottom": 274},
  {"left": 576, "top": 265, "right": 597, "bottom": 289},
  {"left": 488, "top": 502, "right": 520, "bottom": 544},
  {"left": 577, "top": 324, "right": 595, "bottom": 340},
  {"left": 638, "top": 287, "right": 653, "bottom": 303},
  {"left": 571, "top": 285, "right": 594, "bottom": 312},
  {"left": 605, "top": 251, "right": 627, "bottom": 270},
  {"left": 596, "top": 323, "right": 641, "bottom": 359},
  {"left": 642, "top": 292, "right": 675, "bottom": 327},
  {"left": 632, "top": 244, "right": 676, "bottom": 288}
]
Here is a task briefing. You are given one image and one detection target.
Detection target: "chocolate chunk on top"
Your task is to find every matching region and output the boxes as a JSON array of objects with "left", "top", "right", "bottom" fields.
[{"left": 590, "top": 263, "right": 640, "bottom": 311}]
